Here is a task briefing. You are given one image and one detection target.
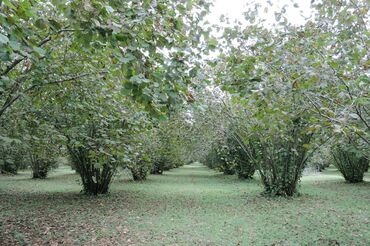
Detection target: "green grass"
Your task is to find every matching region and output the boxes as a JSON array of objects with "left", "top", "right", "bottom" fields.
[{"left": 1, "top": 164, "right": 369, "bottom": 245}]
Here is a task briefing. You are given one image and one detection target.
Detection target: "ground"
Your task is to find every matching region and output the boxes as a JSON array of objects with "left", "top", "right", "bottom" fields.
[{"left": 0, "top": 163, "right": 369, "bottom": 246}]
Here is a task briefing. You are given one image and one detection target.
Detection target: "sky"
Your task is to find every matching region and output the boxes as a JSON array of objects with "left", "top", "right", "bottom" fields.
[{"left": 207, "top": 0, "right": 314, "bottom": 27}]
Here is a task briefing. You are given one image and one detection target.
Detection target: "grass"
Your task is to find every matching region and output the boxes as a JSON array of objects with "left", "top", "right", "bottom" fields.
[{"left": 0, "top": 163, "right": 369, "bottom": 245}]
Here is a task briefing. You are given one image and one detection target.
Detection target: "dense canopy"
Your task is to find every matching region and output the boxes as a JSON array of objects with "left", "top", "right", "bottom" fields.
[{"left": 0, "top": 0, "right": 369, "bottom": 245}]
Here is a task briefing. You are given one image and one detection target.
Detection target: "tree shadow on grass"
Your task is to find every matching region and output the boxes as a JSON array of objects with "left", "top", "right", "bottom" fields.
[
  {"left": 0, "top": 190, "right": 144, "bottom": 246},
  {"left": 0, "top": 189, "right": 144, "bottom": 212},
  {"left": 0, "top": 172, "right": 77, "bottom": 182}
]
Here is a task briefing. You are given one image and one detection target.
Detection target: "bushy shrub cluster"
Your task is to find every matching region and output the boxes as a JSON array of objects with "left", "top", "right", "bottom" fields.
[
  {"left": 204, "top": 135, "right": 255, "bottom": 179},
  {"left": 30, "top": 155, "right": 58, "bottom": 179},
  {"left": 248, "top": 119, "right": 313, "bottom": 196},
  {"left": 331, "top": 142, "right": 369, "bottom": 183},
  {"left": 226, "top": 136, "right": 255, "bottom": 179},
  {"left": 65, "top": 121, "right": 122, "bottom": 195},
  {"left": 150, "top": 156, "right": 173, "bottom": 174},
  {"left": 129, "top": 153, "right": 152, "bottom": 181},
  {"left": 306, "top": 147, "right": 331, "bottom": 172},
  {"left": 0, "top": 137, "right": 28, "bottom": 174}
]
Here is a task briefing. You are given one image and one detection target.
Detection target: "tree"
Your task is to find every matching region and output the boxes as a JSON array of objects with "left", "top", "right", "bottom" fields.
[
  {"left": 331, "top": 138, "right": 369, "bottom": 183},
  {"left": 128, "top": 151, "right": 152, "bottom": 181},
  {"left": 0, "top": 0, "right": 211, "bottom": 195},
  {"left": 208, "top": 0, "right": 369, "bottom": 196},
  {"left": 0, "top": 0, "right": 211, "bottom": 118},
  {"left": 0, "top": 110, "right": 28, "bottom": 174},
  {"left": 24, "top": 117, "right": 59, "bottom": 179},
  {"left": 0, "top": 136, "right": 27, "bottom": 174},
  {"left": 210, "top": 8, "right": 318, "bottom": 196}
]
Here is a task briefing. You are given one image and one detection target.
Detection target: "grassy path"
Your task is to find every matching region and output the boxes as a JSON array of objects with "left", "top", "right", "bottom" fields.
[{"left": 1, "top": 163, "right": 370, "bottom": 245}]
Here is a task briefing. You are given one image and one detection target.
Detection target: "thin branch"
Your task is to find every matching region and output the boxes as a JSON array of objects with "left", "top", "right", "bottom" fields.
[
  {"left": 1, "top": 28, "right": 76, "bottom": 77},
  {"left": 24, "top": 73, "right": 93, "bottom": 93},
  {"left": 0, "top": 71, "right": 106, "bottom": 118}
]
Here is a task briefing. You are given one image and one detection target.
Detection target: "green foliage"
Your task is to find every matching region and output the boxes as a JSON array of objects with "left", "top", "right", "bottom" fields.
[
  {"left": 203, "top": 147, "right": 219, "bottom": 170},
  {"left": 250, "top": 123, "right": 313, "bottom": 196},
  {"left": 146, "top": 111, "right": 196, "bottom": 174},
  {"left": 306, "top": 146, "right": 331, "bottom": 172},
  {"left": 0, "top": 0, "right": 210, "bottom": 118},
  {"left": 209, "top": 0, "right": 370, "bottom": 196},
  {"left": 48, "top": 78, "right": 131, "bottom": 194},
  {"left": 220, "top": 134, "right": 256, "bottom": 179},
  {"left": 203, "top": 133, "right": 255, "bottom": 178},
  {"left": 129, "top": 153, "right": 152, "bottom": 181},
  {"left": 30, "top": 157, "right": 57, "bottom": 179},
  {"left": 213, "top": 47, "right": 316, "bottom": 195},
  {"left": 67, "top": 141, "right": 118, "bottom": 195},
  {"left": 331, "top": 141, "right": 369, "bottom": 183},
  {"left": 124, "top": 134, "right": 153, "bottom": 181},
  {"left": 0, "top": 136, "right": 27, "bottom": 174},
  {"left": 215, "top": 143, "right": 236, "bottom": 175},
  {"left": 25, "top": 112, "right": 60, "bottom": 179},
  {"left": 150, "top": 156, "right": 172, "bottom": 175},
  {"left": 0, "top": 0, "right": 368, "bottom": 204},
  {"left": 0, "top": 0, "right": 210, "bottom": 195}
]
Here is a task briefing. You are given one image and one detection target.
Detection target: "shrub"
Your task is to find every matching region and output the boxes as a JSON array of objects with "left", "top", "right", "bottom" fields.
[
  {"left": 216, "top": 145, "right": 237, "bottom": 175},
  {"left": 0, "top": 160, "right": 18, "bottom": 174},
  {"left": 307, "top": 147, "right": 331, "bottom": 172},
  {"left": 30, "top": 156, "right": 57, "bottom": 179},
  {"left": 226, "top": 136, "right": 255, "bottom": 179},
  {"left": 331, "top": 143, "right": 369, "bottom": 183},
  {"left": 129, "top": 154, "right": 152, "bottom": 181},
  {"left": 203, "top": 135, "right": 255, "bottom": 178},
  {"left": 203, "top": 143, "right": 235, "bottom": 174},
  {"left": 150, "top": 156, "right": 172, "bottom": 174},
  {"left": 203, "top": 147, "right": 219, "bottom": 170},
  {"left": 68, "top": 144, "right": 118, "bottom": 195},
  {"left": 26, "top": 124, "right": 60, "bottom": 179},
  {"left": 0, "top": 137, "right": 28, "bottom": 175},
  {"left": 250, "top": 119, "right": 313, "bottom": 196}
]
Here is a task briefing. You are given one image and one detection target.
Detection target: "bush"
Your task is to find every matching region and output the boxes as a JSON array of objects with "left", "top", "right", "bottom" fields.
[
  {"left": 331, "top": 143, "right": 369, "bottom": 183},
  {"left": 23, "top": 122, "right": 60, "bottom": 179},
  {"left": 217, "top": 145, "right": 237, "bottom": 175},
  {"left": 307, "top": 147, "right": 331, "bottom": 172},
  {"left": 30, "top": 156, "right": 57, "bottom": 179},
  {"left": 227, "top": 136, "right": 255, "bottom": 179},
  {"left": 203, "top": 135, "right": 255, "bottom": 178},
  {"left": 0, "top": 137, "right": 28, "bottom": 175},
  {"left": 250, "top": 119, "right": 313, "bottom": 196},
  {"left": 203, "top": 143, "right": 235, "bottom": 175},
  {"left": 203, "top": 147, "right": 219, "bottom": 170},
  {"left": 0, "top": 160, "right": 18, "bottom": 174},
  {"left": 129, "top": 154, "right": 152, "bottom": 181},
  {"left": 148, "top": 138, "right": 181, "bottom": 174},
  {"left": 150, "top": 156, "right": 172, "bottom": 174},
  {"left": 68, "top": 144, "right": 118, "bottom": 195}
]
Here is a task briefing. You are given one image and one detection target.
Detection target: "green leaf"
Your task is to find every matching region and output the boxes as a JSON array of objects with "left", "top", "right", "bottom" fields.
[
  {"left": 33, "top": 47, "right": 46, "bottom": 56},
  {"left": 0, "top": 33, "right": 9, "bottom": 44},
  {"left": 121, "top": 86, "right": 132, "bottom": 96},
  {"left": 9, "top": 41, "right": 20, "bottom": 50},
  {"left": 207, "top": 37, "right": 218, "bottom": 49},
  {"left": 48, "top": 19, "right": 62, "bottom": 30},
  {"left": 35, "top": 18, "right": 48, "bottom": 29}
]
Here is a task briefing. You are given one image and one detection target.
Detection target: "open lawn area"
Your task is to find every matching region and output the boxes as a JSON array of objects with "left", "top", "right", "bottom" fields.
[{"left": 1, "top": 163, "right": 369, "bottom": 245}]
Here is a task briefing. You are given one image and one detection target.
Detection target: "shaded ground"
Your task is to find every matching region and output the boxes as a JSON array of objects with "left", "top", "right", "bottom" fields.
[{"left": 0, "top": 164, "right": 369, "bottom": 245}]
